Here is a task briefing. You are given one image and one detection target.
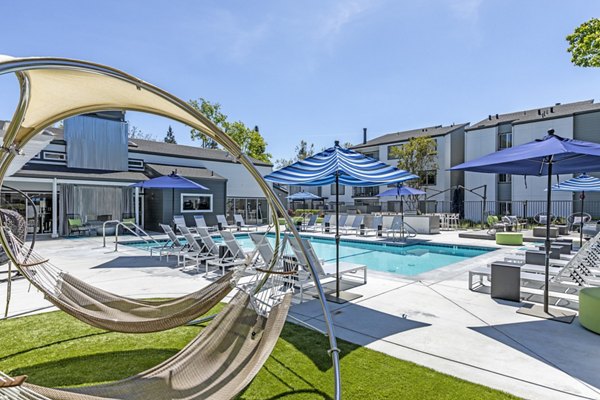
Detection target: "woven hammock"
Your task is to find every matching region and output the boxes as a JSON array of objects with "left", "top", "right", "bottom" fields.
[
  {"left": 2, "top": 290, "right": 292, "bottom": 400},
  {"left": 0, "top": 209, "right": 26, "bottom": 265},
  {"left": 4, "top": 232, "right": 236, "bottom": 333}
]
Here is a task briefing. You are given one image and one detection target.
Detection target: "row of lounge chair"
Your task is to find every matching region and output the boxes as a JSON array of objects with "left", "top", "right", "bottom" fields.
[
  {"left": 299, "top": 214, "right": 416, "bottom": 239},
  {"left": 172, "top": 214, "right": 259, "bottom": 234},
  {"left": 156, "top": 223, "right": 367, "bottom": 301},
  {"left": 470, "top": 232, "right": 600, "bottom": 305}
]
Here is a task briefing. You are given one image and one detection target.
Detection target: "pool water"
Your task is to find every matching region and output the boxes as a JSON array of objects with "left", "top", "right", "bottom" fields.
[{"left": 126, "top": 234, "right": 494, "bottom": 276}]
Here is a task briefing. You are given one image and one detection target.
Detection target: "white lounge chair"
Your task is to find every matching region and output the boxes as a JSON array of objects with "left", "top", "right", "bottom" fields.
[
  {"left": 288, "top": 235, "right": 367, "bottom": 302},
  {"left": 234, "top": 214, "right": 259, "bottom": 231},
  {"left": 205, "top": 230, "right": 250, "bottom": 276},
  {"left": 302, "top": 214, "right": 318, "bottom": 232},
  {"left": 319, "top": 214, "right": 333, "bottom": 233},
  {"left": 216, "top": 214, "right": 237, "bottom": 231},
  {"left": 362, "top": 216, "right": 383, "bottom": 236},
  {"left": 326, "top": 214, "right": 347, "bottom": 234},
  {"left": 339, "top": 215, "right": 363, "bottom": 235},
  {"left": 173, "top": 215, "right": 194, "bottom": 234},
  {"left": 194, "top": 215, "right": 218, "bottom": 233},
  {"left": 154, "top": 224, "right": 188, "bottom": 263},
  {"left": 178, "top": 226, "right": 219, "bottom": 272}
]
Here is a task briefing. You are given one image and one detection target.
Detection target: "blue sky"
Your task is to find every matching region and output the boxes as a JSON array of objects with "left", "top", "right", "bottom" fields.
[{"left": 0, "top": 1, "right": 599, "bottom": 161}]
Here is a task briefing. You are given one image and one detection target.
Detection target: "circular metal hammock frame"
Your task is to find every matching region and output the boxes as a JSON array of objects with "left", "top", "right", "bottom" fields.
[{"left": 0, "top": 56, "right": 342, "bottom": 399}]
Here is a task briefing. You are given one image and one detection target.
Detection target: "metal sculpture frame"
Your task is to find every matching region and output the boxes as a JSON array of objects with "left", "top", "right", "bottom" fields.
[{"left": 0, "top": 56, "right": 341, "bottom": 399}]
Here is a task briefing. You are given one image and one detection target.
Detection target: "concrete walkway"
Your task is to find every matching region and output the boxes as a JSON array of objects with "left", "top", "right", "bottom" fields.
[{"left": 1, "top": 231, "right": 599, "bottom": 400}]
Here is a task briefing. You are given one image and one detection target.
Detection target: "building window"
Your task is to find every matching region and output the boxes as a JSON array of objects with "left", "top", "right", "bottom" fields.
[
  {"left": 387, "top": 145, "right": 402, "bottom": 159},
  {"left": 352, "top": 186, "right": 379, "bottom": 197},
  {"left": 331, "top": 184, "right": 345, "bottom": 195},
  {"left": 42, "top": 151, "right": 66, "bottom": 161},
  {"left": 181, "top": 193, "right": 213, "bottom": 213},
  {"left": 498, "top": 174, "right": 511, "bottom": 183},
  {"left": 361, "top": 151, "right": 379, "bottom": 160},
  {"left": 420, "top": 170, "right": 437, "bottom": 186},
  {"left": 498, "top": 133, "right": 512, "bottom": 150},
  {"left": 128, "top": 159, "right": 144, "bottom": 170}
]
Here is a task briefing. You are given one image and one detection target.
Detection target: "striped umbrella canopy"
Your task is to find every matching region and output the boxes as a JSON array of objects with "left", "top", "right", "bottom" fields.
[
  {"left": 265, "top": 141, "right": 417, "bottom": 303},
  {"left": 265, "top": 142, "right": 418, "bottom": 187},
  {"left": 550, "top": 173, "right": 600, "bottom": 246},
  {"left": 550, "top": 173, "right": 600, "bottom": 192}
]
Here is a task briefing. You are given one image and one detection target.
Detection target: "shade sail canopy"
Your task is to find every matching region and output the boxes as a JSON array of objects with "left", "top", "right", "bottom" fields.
[
  {"left": 265, "top": 143, "right": 418, "bottom": 186},
  {"left": 287, "top": 191, "right": 323, "bottom": 200},
  {"left": 130, "top": 174, "right": 208, "bottom": 190},
  {"left": 377, "top": 186, "right": 426, "bottom": 197},
  {"left": 0, "top": 55, "right": 219, "bottom": 151},
  {"left": 550, "top": 173, "right": 600, "bottom": 192},
  {"left": 450, "top": 133, "right": 600, "bottom": 175}
]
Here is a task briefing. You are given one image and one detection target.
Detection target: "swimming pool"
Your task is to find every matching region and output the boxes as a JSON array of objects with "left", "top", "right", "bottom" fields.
[{"left": 125, "top": 234, "right": 495, "bottom": 276}]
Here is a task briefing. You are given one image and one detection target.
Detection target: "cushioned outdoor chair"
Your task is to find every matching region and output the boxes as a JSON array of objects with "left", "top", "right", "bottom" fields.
[
  {"left": 568, "top": 212, "right": 592, "bottom": 232},
  {"left": 67, "top": 214, "right": 91, "bottom": 236},
  {"left": 486, "top": 215, "right": 506, "bottom": 235},
  {"left": 534, "top": 213, "right": 556, "bottom": 225},
  {"left": 502, "top": 215, "right": 522, "bottom": 231}
]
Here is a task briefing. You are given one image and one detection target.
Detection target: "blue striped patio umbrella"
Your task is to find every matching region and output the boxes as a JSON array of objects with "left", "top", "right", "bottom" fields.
[
  {"left": 551, "top": 173, "right": 600, "bottom": 245},
  {"left": 265, "top": 141, "right": 418, "bottom": 302}
]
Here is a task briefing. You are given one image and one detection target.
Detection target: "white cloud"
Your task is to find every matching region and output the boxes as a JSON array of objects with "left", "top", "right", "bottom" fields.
[
  {"left": 316, "top": 0, "right": 379, "bottom": 39},
  {"left": 447, "top": 0, "right": 482, "bottom": 21}
]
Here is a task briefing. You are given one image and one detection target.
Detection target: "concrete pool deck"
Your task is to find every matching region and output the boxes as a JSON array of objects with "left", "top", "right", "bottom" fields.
[{"left": 1, "top": 230, "right": 599, "bottom": 400}]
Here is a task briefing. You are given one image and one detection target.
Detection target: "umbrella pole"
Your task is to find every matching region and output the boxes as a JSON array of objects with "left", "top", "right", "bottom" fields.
[
  {"left": 335, "top": 173, "right": 340, "bottom": 300},
  {"left": 400, "top": 187, "right": 404, "bottom": 241},
  {"left": 544, "top": 159, "right": 552, "bottom": 314},
  {"left": 580, "top": 192, "right": 585, "bottom": 247}
]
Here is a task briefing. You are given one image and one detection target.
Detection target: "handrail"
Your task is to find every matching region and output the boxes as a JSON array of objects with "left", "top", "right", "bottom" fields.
[
  {"left": 102, "top": 220, "right": 161, "bottom": 251},
  {"left": 402, "top": 221, "right": 418, "bottom": 238}
]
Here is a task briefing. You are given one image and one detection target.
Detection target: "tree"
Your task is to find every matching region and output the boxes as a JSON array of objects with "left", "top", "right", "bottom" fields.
[
  {"left": 389, "top": 136, "right": 438, "bottom": 189},
  {"left": 164, "top": 125, "right": 177, "bottom": 144},
  {"left": 128, "top": 125, "right": 155, "bottom": 141},
  {"left": 274, "top": 140, "right": 315, "bottom": 169},
  {"left": 567, "top": 18, "right": 600, "bottom": 67},
  {"left": 187, "top": 98, "right": 271, "bottom": 162},
  {"left": 188, "top": 98, "right": 223, "bottom": 149}
]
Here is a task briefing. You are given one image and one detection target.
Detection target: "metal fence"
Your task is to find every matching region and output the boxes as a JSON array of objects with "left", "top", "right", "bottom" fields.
[{"left": 418, "top": 199, "right": 600, "bottom": 225}]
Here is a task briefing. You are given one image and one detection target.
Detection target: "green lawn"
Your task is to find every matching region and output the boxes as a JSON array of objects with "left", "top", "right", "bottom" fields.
[{"left": 0, "top": 306, "right": 519, "bottom": 399}]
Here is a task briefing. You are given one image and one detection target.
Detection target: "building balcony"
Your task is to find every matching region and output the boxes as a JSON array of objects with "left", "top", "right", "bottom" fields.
[{"left": 352, "top": 187, "right": 379, "bottom": 197}]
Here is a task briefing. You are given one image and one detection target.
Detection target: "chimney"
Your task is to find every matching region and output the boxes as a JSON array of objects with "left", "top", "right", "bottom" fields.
[
  {"left": 488, "top": 115, "right": 492, "bottom": 120},
  {"left": 495, "top": 114, "right": 499, "bottom": 119},
  {"left": 363, "top": 128, "right": 367, "bottom": 144}
]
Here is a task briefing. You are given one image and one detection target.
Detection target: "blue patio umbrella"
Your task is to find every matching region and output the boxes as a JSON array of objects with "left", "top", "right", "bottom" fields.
[
  {"left": 287, "top": 191, "right": 323, "bottom": 210},
  {"left": 265, "top": 141, "right": 418, "bottom": 302},
  {"left": 377, "top": 185, "right": 426, "bottom": 197},
  {"left": 451, "top": 131, "right": 600, "bottom": 317},
  {"left": 130, "top": 172, "right": 208, "bottom": 223},
  {"left": 550, "top": 173, "right": 600, "bottom": 245},
  {"left": 378, "top": 185, "right": 426, "bottom": 237}
]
